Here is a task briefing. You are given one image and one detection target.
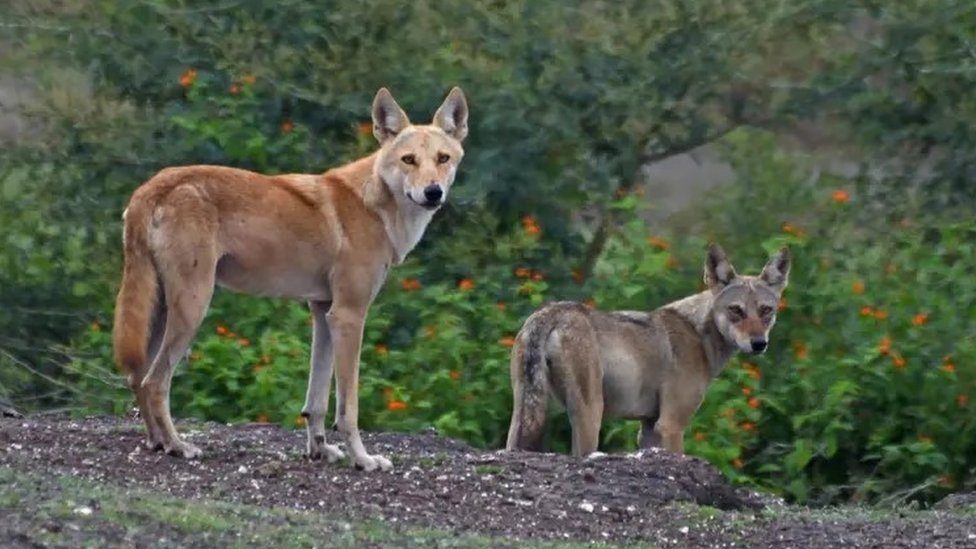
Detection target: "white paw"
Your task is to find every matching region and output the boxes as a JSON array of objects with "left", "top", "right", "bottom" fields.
[
  {"left": 307, "top": 436, "right": 345, "bottom": 463},
  {"left": 165, "top": 440, "right": 203, "bottom": 459},
  {"left": 354, "top": 453, "right": 393, "bottom": 472},
  {"left": 585, "top": 451, "right": 608, "bottom": 460}
]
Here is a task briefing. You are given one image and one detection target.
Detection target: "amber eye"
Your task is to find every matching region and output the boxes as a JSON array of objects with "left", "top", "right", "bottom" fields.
[
  {"left": 436, "top": 152, "right": 450, "bottom": 164},
  {"left": 401, "top": 154, "right": 417, "bottom": 165},
  {"left": 727, "top": 305, "right": 745, "bottom": 319}
]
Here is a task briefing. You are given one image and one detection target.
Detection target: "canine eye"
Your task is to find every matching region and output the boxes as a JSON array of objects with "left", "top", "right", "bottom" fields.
[
  {"left": 759, "top": 305, "right": 774, "bottom": 316},
  {"left": 436, "top": 152, "right": 450, "bottom": 164},
  {"left": 401, "top": 154, "right": 417, "bottom": 165},
  {"left": 727, "top": 305, "right": 745, "bottom": 318}
]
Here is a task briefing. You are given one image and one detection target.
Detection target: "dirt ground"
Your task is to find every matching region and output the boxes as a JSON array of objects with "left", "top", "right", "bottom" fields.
[{"left": 2, "top": 414, "right": 976, "bottom": 548}]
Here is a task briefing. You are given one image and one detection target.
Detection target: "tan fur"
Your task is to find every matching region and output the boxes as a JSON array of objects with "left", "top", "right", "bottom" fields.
[
  {"left": 505, "top": 244, "right": 791, "bottom": 457},
  {"left": 112, "top": 87, "right": 469, "bottom": 471}
]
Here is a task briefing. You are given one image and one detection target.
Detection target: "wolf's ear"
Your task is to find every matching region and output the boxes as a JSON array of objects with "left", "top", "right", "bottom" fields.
[
  {"left": 432, "top": 87, "right": 468, "bottom": 141},
  {"left": 704, "top": 243, "right": 737, "bottom": 291},
  {"left": 372, "top": 88, "right": 411, "bottom": 144},
  {"left": 760, "top": 246, "right": 791, "bottom": 294}
]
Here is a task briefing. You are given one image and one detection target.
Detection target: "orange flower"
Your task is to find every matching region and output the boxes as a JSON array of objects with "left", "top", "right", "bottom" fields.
[
  {"left": 741, "top": 387, "right": 752, "bottom": 396},
  {"left": 832, "top": 189, "right": 850, "bottom": 203},
  {"left": 255, "top": 413, "right": 269, "bottom": 423},
  {"left": 514, "top": 267, "right": 531, "bottom": 278},
  {"left": 890, "top": 354, "right": 906, "bottom": 369},
  {"left": 400, "top": 278, "right": 422, "bottom": 291},
  {"left": 458, "top": 278, "right": 475, "bottom": 291},
  {"left": 793, "top": 341, "right": 808, "bottom": 360},
  {"left": 449, "top": 369, "right": 461, "bottom": 381},
  {"left": 229, "top": 83, "right": 241, "bottom": 95},
  {"left": 531, "top": 271, "right": 544, "bottom": 281},
  {"left": 280, "top": 119, "right": 295, "bottom": 134},
  {"left": 295, "top": 415, "right": 306, "bottom": 428},
  {"left": 646, "top": 236, "right": 670, "bottom": 250},
  {"left": 873, "top": 309, "right": 888, "bottom": 321},
  {"left": 781, "top": 223, "right": 806, "bottom": 237},
  {"left": 693, "top": 431, "right": 706, "bottom": 442},
  {"left": 748, "top": 398, "right": 760, "bottom": 409},
  {"left": 357, "top": 121, "right": 373, "bottom": 137},
  {"left": 241, "top": 74, "right": 257, "bottom": 85},
  {"left": 238, "top": 338, "right": 250, "bottom": 347},
  {"left": 878, "top": 335, "right": 891, "bottom": 355},
  {"left": 851, "top": 280, "right": 865, "bottom": 294},
  {"left": 496, "top": 302, "right": 507, "bottom": 312},
  {"left": 499, "top": 336, "right": 515, "bottom": 347},
  {"left": 731, "top": 458, "right": 744, "bottom": 469},
  {"left": 740, "top": 421, "right": 755, "bottom": 432},
  {"left": 942, "top": 363, "right": 956, "bottom": 374},
  {"left": 374, "top": 343, "right": 388, "bottom": 355},
  {"left": 252, "top": 364, "right": 265, "bottom": 374},
  {"left": 216, "top": 325, "right": 229, "bottom": 336},
  {"left": 179, "top": 68, "right": 197, "bottom": 88},
  {"left": 958, "top": 394, "right": 969, "bottom": 408},
  {"left": 521, "top": 215, "right": 541, "bottom": 236},
  {"left": 912, "top": 313, "right": 928, "bottom": 326},
  {"left": 860, "top": 306, "right": 874, "bottom": 317},
  {"left": 584, "top": 298, "right": 597, "bottom": 309},
  {"left": 778, "top": 297, "right": 787, "bottom": 312},
  {"left": 387, "top": 400, "right": 408, "bottom": 412},
  {"left": 424, "top": 325, "right": 437, "bottom": 338}
]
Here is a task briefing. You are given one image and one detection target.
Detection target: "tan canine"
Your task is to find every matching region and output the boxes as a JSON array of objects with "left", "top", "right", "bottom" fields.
[
  {"left": 112, "top": 87, "right": 469, "bottom": 471},
  {"left": 505, "top": 244, "right": 791, "bottom": 457}
]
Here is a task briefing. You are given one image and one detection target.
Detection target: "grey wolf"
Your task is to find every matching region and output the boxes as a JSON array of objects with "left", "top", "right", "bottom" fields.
[{"left": 505, "top": 243, "right": 791, "bottom": 456}]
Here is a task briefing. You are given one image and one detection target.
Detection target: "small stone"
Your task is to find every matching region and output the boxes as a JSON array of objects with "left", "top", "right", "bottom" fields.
[{"left": 579, "top": 502, "right": 595, "bottom": 513}]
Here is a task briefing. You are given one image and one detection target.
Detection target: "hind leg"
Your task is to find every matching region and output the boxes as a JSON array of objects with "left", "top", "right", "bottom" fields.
[
  {"left": 141, "top": 233, "right": 217, "bottom": 458},
  {"left": 130, "top": 303, "right": 168, "bottom": 451},
  {"left": 556, "top": 333, "right": 604, "bottom": 458}
]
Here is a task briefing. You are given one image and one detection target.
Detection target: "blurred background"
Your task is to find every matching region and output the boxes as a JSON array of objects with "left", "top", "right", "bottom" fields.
[{"left": 1, "top": 0, "right": 974, "bottom": 506}]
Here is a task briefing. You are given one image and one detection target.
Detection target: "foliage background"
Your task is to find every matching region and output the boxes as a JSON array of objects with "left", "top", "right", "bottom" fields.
[{"left": 1, "top": 0, "right": 974, "bottom": 506}]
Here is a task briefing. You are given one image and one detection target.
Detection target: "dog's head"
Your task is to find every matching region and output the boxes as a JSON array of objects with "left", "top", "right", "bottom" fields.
[
  {"left": 370, "top": 87, "right": 468, "bottom": 210},
  {"left": 704, "top": 243, "right": 791, "bottom": 355}
]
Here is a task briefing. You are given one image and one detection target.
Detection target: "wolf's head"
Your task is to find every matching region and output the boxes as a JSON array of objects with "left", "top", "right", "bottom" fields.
[
  {"left": 370, "top": 87, "right": 468, "bottom": 210},
  {"left": 704, "top": 244, "right": 791, "bottom": 355}
]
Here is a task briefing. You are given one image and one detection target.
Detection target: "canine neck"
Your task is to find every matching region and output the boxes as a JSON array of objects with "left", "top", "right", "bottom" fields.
[
  {"left": 362, "top": 171, "right": 435, "bottom": 265},
  {"left": 664, "top": 291, "right": 739, "bottom": 377}
]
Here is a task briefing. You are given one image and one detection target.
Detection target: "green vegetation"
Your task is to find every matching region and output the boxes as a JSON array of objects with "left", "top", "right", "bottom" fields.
[{"left": 2, "top": 0, "right": 975, "bottom": 506}]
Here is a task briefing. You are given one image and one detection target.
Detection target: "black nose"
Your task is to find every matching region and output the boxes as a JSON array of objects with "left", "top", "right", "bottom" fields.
[
  {"left": 751, "top": 338, "right": 768, "bottom": 353},
  {"left": 423, "top": 184, "right": 443, "bottom": 202}
]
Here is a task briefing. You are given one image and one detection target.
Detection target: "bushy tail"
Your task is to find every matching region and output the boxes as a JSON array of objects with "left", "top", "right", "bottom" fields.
[
  {"left": 112, "top": 204, "right": 160, "bottom": 379},
  {"left": 505, "top": 311, "right": 554, "bottom": 452}
]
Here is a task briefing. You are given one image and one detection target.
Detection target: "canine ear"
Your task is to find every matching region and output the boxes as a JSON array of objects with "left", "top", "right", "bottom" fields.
[
  {"left": 372, "top": 88, "right": 411, "bottom": 144},
  {"left": 760, "top": 246, "right": 791, "bottom": 294},
  {"left": 432, "top": 86, "right": 468, "bottom": 141},
  {"left": 704, "top": 243, "right": 737, "bottom": 291}
]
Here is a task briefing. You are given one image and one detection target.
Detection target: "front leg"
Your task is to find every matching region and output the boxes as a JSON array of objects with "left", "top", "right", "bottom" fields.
[
  {"left": 301, "top": 300, "right": 345, "bottom": 463},
  {"left": 328, "top": 305, "right": 392, "bottom": 472}
]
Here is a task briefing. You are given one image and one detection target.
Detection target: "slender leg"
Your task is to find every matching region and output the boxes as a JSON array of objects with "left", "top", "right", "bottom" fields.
[{"left": 301, "top": 300, "right": 344, "bottom": 462}]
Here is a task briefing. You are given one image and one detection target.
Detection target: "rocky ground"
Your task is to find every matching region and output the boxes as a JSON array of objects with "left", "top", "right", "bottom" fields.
[{"left": 1, "top": 414, "right": 975, "bottom": 548}]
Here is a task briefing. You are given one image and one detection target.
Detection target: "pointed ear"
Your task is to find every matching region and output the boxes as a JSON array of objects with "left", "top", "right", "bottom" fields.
[
  {"left": 760, "top": 246, "right": 791, "bottom": 294},
  {"left": 432, "top": 86, "right": 468, "bottom": 141},
  {"left": 704, "top": 243, "right": 737, "bottom": 291},
  {"left": 372, "top": 88, "right": 411, "bottom": 144}
]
